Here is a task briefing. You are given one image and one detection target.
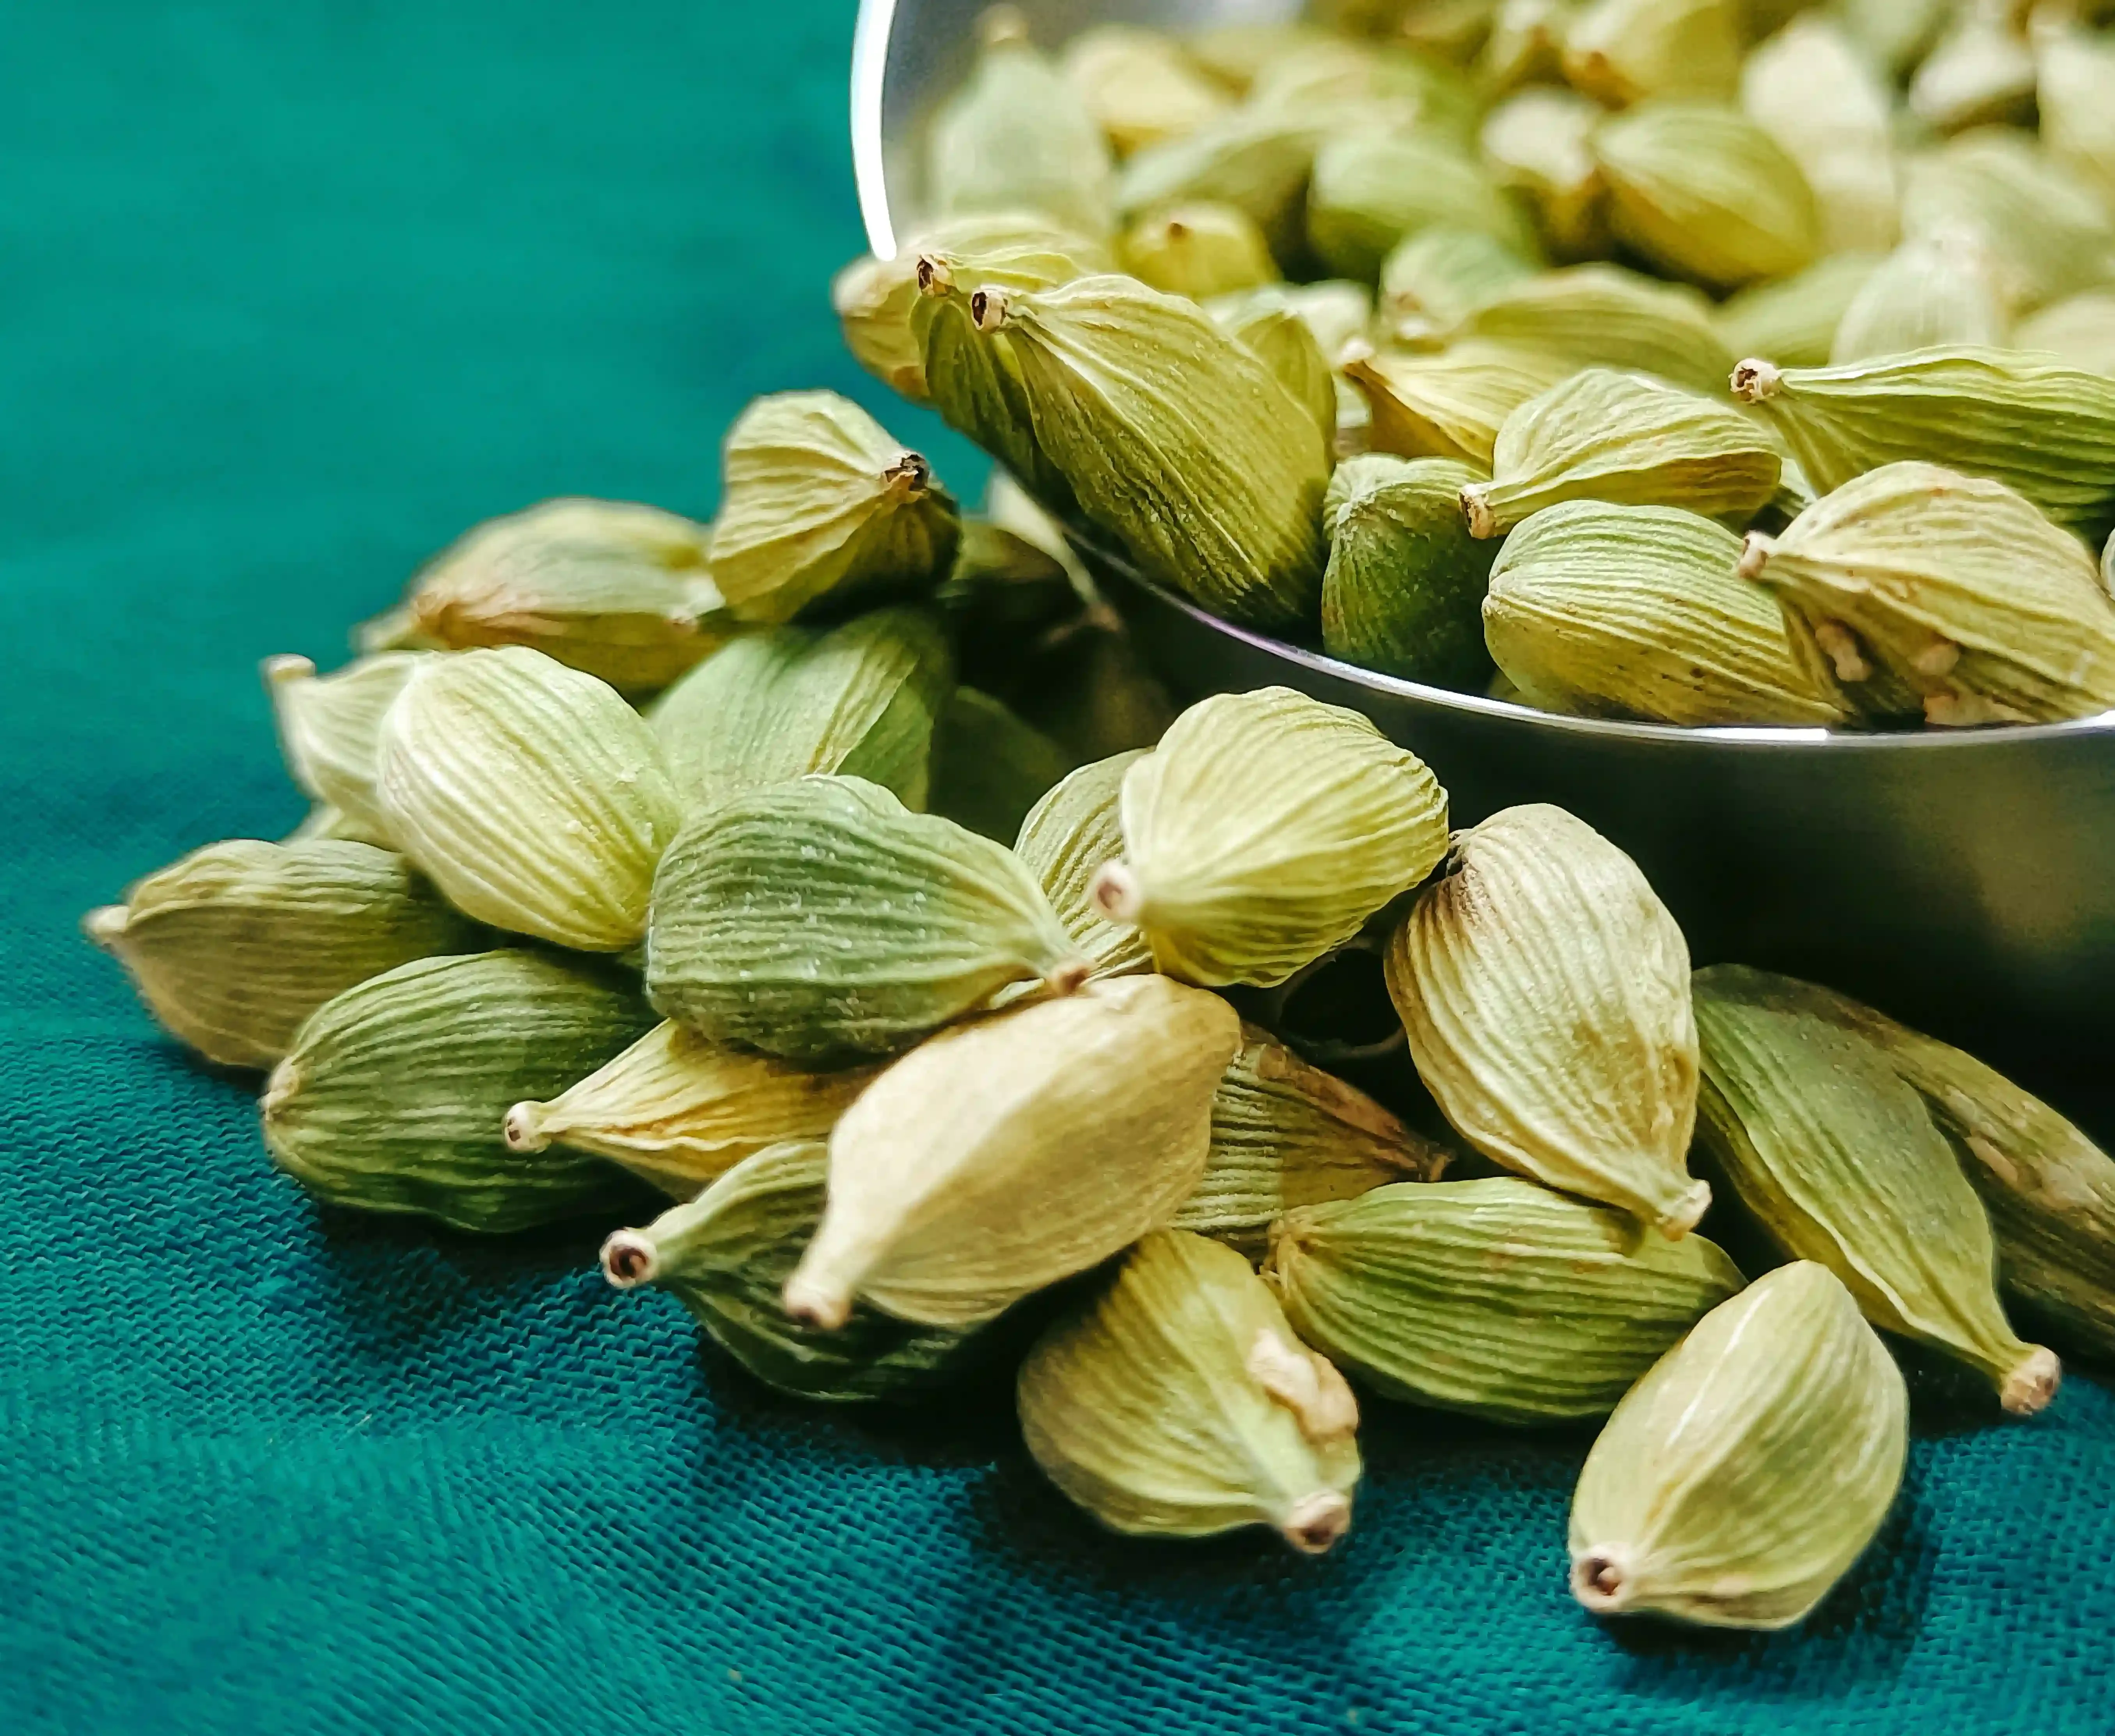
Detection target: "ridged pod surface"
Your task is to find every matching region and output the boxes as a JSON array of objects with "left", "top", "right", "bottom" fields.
[
  {"left": 1306, "top": 129, "right": 1538, "bottom": 284},
  {"left": 503, "top": 1021, "right": 880, "bottom": 1200},
  {"left": 1096, "top": 687, "right": 1450, "bottom": 988},
  {"left": 1343, "top": 340, "right": 1575, "bottom": 468},
  {"left": 1483, "top": 500, "right": 1847, "bottom": 726},
  {"left": 1018, "top": 1229, "right": 1362, "bottom": 1551},
  {"left": 1387, "top": 804, "right": 1709, "bottom": 1236},
  {"left": 260, "top": 950, "right": 655, "bottom": 1232},
  {"left": 1266, "top": 1177, "right": 1742, "bottom": 1423},
  {"left": 646, "top": 775, "right": 1086, "bottom": 1064},
  {"left": 1323, "top": 457, "right": 1498, "bottom": 688},
  {"left": 1206, "top": 289, "right": 1338, "bottom": 459},
  {"left": 784, "top": 977, "right": 1242, "bottom": 1330},
  {"left": 1443, "top": 266, "right": 1735, "bottom": 396},
  {"left": 1828, "top": 234, "right": 2007, "bottom": 365},
  {"left": 1569, "top": 1262, "right": 1907, "bottom": 1630},
  {"left": 377, "top": 647, "right": 682, "bottom": 950},
  {"left": 1693, "top": 983, "right": 2060, "bottom": 1413},
  {"left": 1013, "top": 751, "right": 1155, "bottom": 980},
  {"left": 85, "top": 839, "right": 481, "bottom": 1070},
  {"left": 266, "top": 651, "right": 436, "bottom": 845}
]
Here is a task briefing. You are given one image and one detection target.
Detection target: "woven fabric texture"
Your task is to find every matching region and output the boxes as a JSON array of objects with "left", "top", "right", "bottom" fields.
[{"left": 6, "top": 5, "right": 2115, "bottom": 1732}]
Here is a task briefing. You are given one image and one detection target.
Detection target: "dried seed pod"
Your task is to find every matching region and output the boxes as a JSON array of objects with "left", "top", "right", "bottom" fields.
[
  {"left": 647, "top": 775, "right": 1086, "bottom": 1064},
  {"left": 927, "top": 8, "right": 1115, "bottom": 235},
  {"left": 1323, "top": 456, "right": 1498, "bottom": 688},
  {"left": 1009, "top": 620, "right": 1178, "bottom": 764},
  {"left": 1569, "top": 1262, "right": 1908, "bottom": 1630},
  {"left": 1479, "top": 87, "right": 1610, "bottom": 264},
  {"left": 599, "top": 1141, "right": 978, "bottom": 1402},
  {"left": 1013, "top": 751, "right": 1154, "bottom": 980},
  {"left": 85, "top": 839, "right": 481, "bottom": 1070},
  {"left": 1560, "top": 0, "right": 1742, "bottom": 107},
  {"left": 402, "top": 498, "right": 727, "bottom": 696},
  {"left": 2015, "top": 291, "right": 2115, "bottom": 379},
  {"left": 916, "top": 274, "right": 1329, "bottom": 631},
  {"left": 1440, "top": 265, "right": 1734, "bottom": 397},
  {"left": 1482, "top": 0, "right": 1579, "bottom": 97},
  {"left": 280, "top": 804, "right": 378, "bottom": 846},
  {"left": 1118, "top": 201, "right": 1277, "bottom": 300},
  {"left": 1592, "top": 100, "right": 1820, "bottom": 293},
  {"left": 926, "top": 685, "right": 1075, "bottom": 843},
  {"left": 1017, "top": 1229, "right": 1361, "bottom": 1551},
  {"left": 1060, "top": 24, "right": 1229, "bottom": 157},
  {"left": 1206, "top": 287, "right": 1339, "bottom": 457},
  {"left": 1207, "top": 277, "right": 1373, "bottom": 363},
  {"left": 785, "top": 977, "right": 1241, "bottom": 1330},
  {"left": 1693, "top": 982, "right": 2060, "bottom": 1413},
  {"left": 1908, "top": 8, "right": 2037, "bottom": 135},
  {"left": 1093, "top": 687, "right": 1450, "bottom": 989},
  {"left": 503, "top": 1022, "right": 880, "bottom": 1200},
  {"left": 1376, "top": 227, "right": 1538, "bottom": 348},
  {"left": 1249, "top": 37, "right": 1481, "bottom": 145},
  {"left": 1731, "top": 348, "right": 2115, "bottom": 546},
  {"left": 650, "top": 607, "right": 953, "bottom": 816},
  {"left": 1178, "top": 1027, "right": 1448, "bottom": 1257},
  {"left": 377, "top": 647, "right": 681, "bottom": 951},
  {"left": 1739, "top": 461, "right": 2115, "bottom": 726},
  {"left": 1343, "top": 339, "right": 1576, "bottom": 468},
  {"left": 1387, "top": 804, "right": 1709, "bottom": 1237},
  {"left": 260, "top": 950, "right": 656, "bottom": 1232},
  {"left": 1461, "top": 369, "right": 1781, "bottom": 540},
  {"left": 1485, "top": 501, "right": 1848, "bottom": 726},
  {"left": 1323, "top": 453, "right": 1419, "bottom": 530},
  {"left": 2037, "top": 20, "right": 2115, "bottom": 211},
  {"left": 352, "top": 600, "right": 443, "bottom": 656},
  {"left": 1307, "top": 129, "right": 1538, "bottom": 284},
  {"left": 933, "top": 519, "right": 1083, "bottom": 695},
  {"left": 1714, "top": 254, "right": 1882, "bottom": 371},
  {"left": 1183, "top": 23, "right": 1337, "bottom": 94},
  {"left": 1828, "top": 234, "right": 2009, "bottom": 365},
  {"left": 710, "top": 392, "right": 962, "bottom": 626},
  {"left": 1900, "top": 129, "right": 2115, "bottom": 316},
  {"left": 1115, "top": 110, "right": 1324, "bottom": 263},
  {"left": 1267, "top": 1177, "right": 1742, "bottom": 1422},
  {"left": 265, "top": 651, "right": 435, "bottom": 846},
  {"left": 1739, "top": 16, "right": 1900, "bottom": 255}
]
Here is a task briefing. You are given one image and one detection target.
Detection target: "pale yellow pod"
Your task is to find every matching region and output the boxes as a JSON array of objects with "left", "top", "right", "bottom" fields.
[
  {"left": 265, "top": 651, "right": 436, "bottom": 845},
  {"left": 2037, "top": 20, "right": 2115, "bottom": 212},
  {"left": 1739, "top": 16, "right": 1899, "bottom": 255},
  {"left": 377, "top": 646, "right": 682, "bottom": 950},
  {"left": 783, "top": 974, "right": 1242, "bottom": 1331},
  {"left": 1714, "top": 254, "right": 1883, "bottom": 372},
  {"left": 1444, "top": 266, "right": 1733, "bottom": 399},
  {"left": 1119, "top": 200, "right": 1278, "bottom": 301},
  {"left": 1061, "top": 25, "right": 1228, "bottom": 157},
  {"left": 1561, "top": 0, "right": 1741, "bottom": 108},
  {"left": 1387, "top": 804, "right": 1709, "bottom": 1237},
  {"left": 1012, "top": 751, "right": 1155, "bottom": 979},
  {"left": 2015, "top": 291, "right": 2115, "bottom": 379},
  {"left": 1343, "top": 339, "right": 1576, "bottom": 469},
  {"left": 1093, "top": 687, "right": 1450, "bottom": 989},
  {"left": 1570, "top": 1262, "right": 1908, "bottom": 1630},
  {"left": 1480, "top": 88, "right": 1609, "bottom": 264},
  {"left": 1900, "top": 129, "right": 2115, "bottom": 317},
  {"left": 1828, "top": 233, "right": 2009, "bottom": 365},
  {"left": 1908, "top": 9, "right": 2037, "bottom": 136}
]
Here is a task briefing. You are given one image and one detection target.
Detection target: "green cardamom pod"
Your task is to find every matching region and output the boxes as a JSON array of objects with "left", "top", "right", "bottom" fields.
[
  {"left": 1562, "top": 0, "right": 1739, "bottom": 105},
  {"left": 1205, "top": 288, "right": 1339, "bottom": 458},
  {"left": 1460, "top": 368, "right": 1781, "bottom": 539},
  {"left": 1323, "top": 453, "right": 1419, "bottom": 530},
  {"left": 260, "top": 950, "right": 655, "bottom": 1232},
  {"left": 2015, "top": 289, "right": 2115, "bottom": 379},
  {"left": 1900, "top": 128, "right": 2115, "bottom": 314},
  {"left": 1692, "top": 982, "right": 2060, "bottom": 1413},
  {"left": 1714, "top": 253, "right": 1882, "bottom": 371},
  {"left": 1249, "top": 35, "right": 1481, "bottom": 146},
  {"left": 1739, "top": 461, "right": 2115, "bottom": 726},
  {"left": 1178, "top": 1027, "right": 1448, "bottom": 1258},
  {"left": 1343, "top": 338, "right": 1575, "bottom": 468},
  {"left": 502, "top": 1021, "right": 880, "bottom": 1200},
  {"left": 1907, "top": 15, "right": 2039, "bottom": 136},
  {"left": 1377, "top": 226, "right": 1538, "bottom": 347},
  {"left": 1119, "top": 200, "right": 1278, "bottom": 301},
  {"left": 1061, "top": 24, "right": 1229, "bottom": 158},
  {"left": 1323, "top": 455, "right": 1498, "bottom": 688},
  {"left": 1185, "top": 22, "right": 1334, "bottom": 92},
  {"left": 710, "top": 391, "right": 962, "bottom": 626},
  {"left": 402, "top": 498, "right": 729, "bottom": 696},
  {"left": 1569, "top": 1261, "right": 1908, "bottom": 1630},
  {"left": 936, "top": 519, "right": 1083, "bottom": 699},
  {"left": 1828, "top": 234, "right": 2008, "bottom": 364},
  {"left": 646, "top": 775, "right": 1087, "bottom": 1064},
  {"left": 1591, "top": 100, "right": 1820, "bottom": 293},
  {"left": 1730, "top": 347, "right": 2115, "bottom": 546},
  {"left": 377, "top": 646, "right": 681, "bottom": 950},
  {"left": 1479, "top": 87, "right": 1609, "bottom": 264},
  {"left": 1480, "top": 0, "right": 1578, "bottom": 102},
  {"left": 1207, "top": 278, "right": 1374, "bottom": 365},
  {"left": 1738, "top": 16, "right": 1900, "bottom": 255},
  {"left": 1115, "top": 110, "right": 1324, "bottom": 265},
  {"left": 2037, "top": 20, "right": 2115, "bottom": 213},
  {"left": 926, "top": 7, "right": 1115, "bottom": 237},
  {"left": 783, "top": 975, "right": 1241, "bottom": 1330},
  {"left": 1484, "top": 501, "right": 1847, "bottom": 726},
  {"left": 649, "top": 606, "right": 953, "bottom": 816},
  {"left": 265, "top": 650, "right": 435, "bottom": 846},
  {"left": 926, "top": 685, "right": 1075, "bottom": 843},
  {"left": 1091, "top": 686, "right": 1450, "bottom": 988},
  {"left": 1836, "top": 0, "right": 1948, "bottom": 80},
  {"left": 1013, "top": 751, "right": 1155, "bottom": 980},
  {"left": 1017, "top": 1228, "right": 1361, "bottom": 1551},
  {"left": 1266, "top": 1176, "right": 1742, "bottom": 1422},
  {"left": 1007, "top": 620, "right": 1178, "bottom": 765},
  {"left": 1442, "top": 264, "right": 1735, "bottom": 397},
  {"left": 599, "top": 1140, "right": 978, "bottom": 1402},
  {"left": 85, "top": 839, "right": 481, "bottom": 1070},
  {"left": 1307, "top": 129, "right": 1539, "bottom": 285},
  {"left": 1387, "top": 803, "right": 1710, "bottom": 1237}
]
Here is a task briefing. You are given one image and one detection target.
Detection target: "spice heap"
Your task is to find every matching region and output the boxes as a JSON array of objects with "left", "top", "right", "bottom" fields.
[{"left": 85, "top": 0, "right": 2115, "bottom": 1639}]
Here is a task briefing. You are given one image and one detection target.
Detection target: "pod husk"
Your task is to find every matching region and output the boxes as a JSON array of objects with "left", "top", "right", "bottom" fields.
[
  {"left": 1012, "top": 750, "right": 1155, "bottom": 979},
  {"left": 1322, "top": 456, "right": 1498, "bottom": 688}
]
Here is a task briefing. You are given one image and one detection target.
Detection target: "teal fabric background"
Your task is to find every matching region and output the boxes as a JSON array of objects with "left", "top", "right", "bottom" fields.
[{"left": 7, "top": 5, "right": 2115, "bottom": 1732}]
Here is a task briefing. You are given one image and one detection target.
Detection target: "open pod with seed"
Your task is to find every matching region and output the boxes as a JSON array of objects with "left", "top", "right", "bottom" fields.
[
  {"left": 1697, "top": 964, "right": 2115, "bottom": 1364},
  {"left": 1900, "top": 128, "right": 2115, "bottom": 316},
  {"left": 401, "top": 498, "right": 727, "bottom": 696},
  {"left": 1175, "top": 1026, "right": 1448, "bottom": 1258},
  {"left": 1460, "top": 368, "right": 1781, "bottom": 540},
  {"left": 646, "top": 775, "right": 1087, "bottom": 1064},
  {"left": 377, "top": 646, "right": 681, "bottom": 951},
  {"left": 1442, "top": 265, "right": 1733, "bottom": 397},
  {"left": 1376, "top": 227, "right": 1537, "bottom": 348},
  {"left": 85, "top": 839, "right": 482, "bottom": 1070},
  {"left": 1713, "top": 254, "right": 1881, "bottom": 372},
  {"left": 1731, "top": 349, "right": 2115, "bottom": 546},
  {"left": 925, "top": 684, "right": 1075, "bottom": 843},
  {"left": 1092, "top": 686, "right": 1449, "bottom": 989},
  {"left": 1479, "top": 89, "right": 1608, "bottom": 264},
  {"left": 1118, "top": 200, "right": 1277, "bottom": 300},
  {"left": 265, "top": 650, "right": 436, "bottom": 846},
  {"left": 926, "top": 7, "right": 1114, "bottom": 236},
  {"left": 1560, "top": 0, "right": 1741, "bottom": 106},
  {"left": 1738, "top": 16, "right": 1899, "bottom": 256},
  {"left": 1017, "top": 1229, "right": 1361, "bottom": 1552},
  {"left": 1484, "top": 501, "right": 1848, "bottom": 727},
  {"left": 1306, "top": 129, "right": 1538, "bottom": 285},
  {"left": 260, "top": 950, "right": 655, "bottom": 1232},
  {"left": 1205, "top": 288, "right": 1338, "bottom": 457},
  {"left": 709, "top": 391, "right": 961, "bottom": 626},
  {"left": 1266, "top": 1177, "right": 1742, "bottom": 1423},
  {"left": 1570, "top": 1261, "right": 1907, "bottom": 1630},
  {"left": 1386, "top": 804, "right": 1709, "bottom": 1237},
  {"left": 915, "top": 272, "right": 1328, "bottom": 631},
  {"left": 1323, "top": 456, "right": 1497, "bottom": 688},
  {"left": 649, "top": 606, "right": 953, "bottom": 816},
  {"left": 600, "top": 1141, "right": 978, "bottom": 1402},
  {"left": 1342, "top": 339, "right": 1574, "bottom": 468},
  {"left": 1061, "top": 24, "right": 1228, "bottom": 158},
  {"left": 1013, "top": 751, "right": 1154, "bottom": 980},
  {"left": 783, "top": 975, "right": 1241, "bottom": 1330},
  {"left": 1739, "top": 461, "right": 2115, "bottom": 726},
  {"left": 503, "top": 1021, "right": 881, "bottom": 1200},
  {"left": 1828, "top": 233, "right": 2009, "bottom": 365},
  {"left": 1693, "top": 982, "right": 2060, "bottom": 1413}
]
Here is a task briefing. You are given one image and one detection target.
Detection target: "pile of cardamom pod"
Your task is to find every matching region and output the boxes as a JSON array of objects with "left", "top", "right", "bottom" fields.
[
  {"left": 834, "top": 0, "right": 2115, "bottom": 727},
  {"left": 82, "top": 0, "right": 2115, "bottom": 1642}
]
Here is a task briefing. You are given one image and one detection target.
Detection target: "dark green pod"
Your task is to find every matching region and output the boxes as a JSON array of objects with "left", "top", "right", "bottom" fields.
[{"left": 1322, "top": 456, "right": 1497, "bottom": 688}]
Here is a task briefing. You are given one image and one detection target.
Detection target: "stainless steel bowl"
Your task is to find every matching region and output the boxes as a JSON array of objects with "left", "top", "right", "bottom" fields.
[{"left": 852, "top": 0, "right": 2115, "bottom": 1110}]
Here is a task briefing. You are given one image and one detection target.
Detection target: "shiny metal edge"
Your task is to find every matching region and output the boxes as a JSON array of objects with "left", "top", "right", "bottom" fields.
[{"left": 851, "top": 0, "right": 901, "bottom": 259}]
